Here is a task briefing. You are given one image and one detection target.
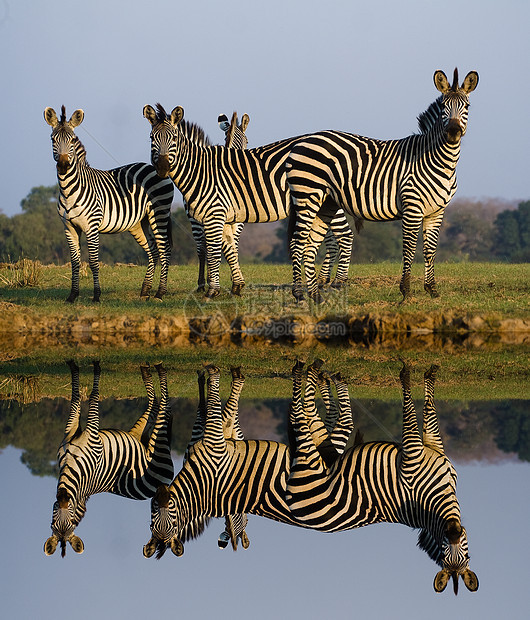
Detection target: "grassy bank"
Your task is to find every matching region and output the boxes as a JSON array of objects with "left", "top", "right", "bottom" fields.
[{"left": 0, "top": 261, "right": 528, "bottom": 321}]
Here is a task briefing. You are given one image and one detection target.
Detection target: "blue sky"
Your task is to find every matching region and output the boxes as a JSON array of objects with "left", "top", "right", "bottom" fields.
[{"left": 0, "top": 0, "right": 528, "bottom": 217}]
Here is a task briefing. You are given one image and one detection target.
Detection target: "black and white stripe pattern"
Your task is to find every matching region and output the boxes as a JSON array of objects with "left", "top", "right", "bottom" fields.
[
  {"left": 143, "top": 362, "right": 352, "bottom": 558},
  {"left": 143, "top": 104, "right": 354, "bottom": 298},
  {"left": 44, "top": 106, "right": 174, "bottom": 302},
  {"left": 287, "top": 69, "right": 479, "bottom": 302},
  {"left": 187, "top": 112, "right": 250, "bottom": 295},
  {"left": 286, "top": 363, "right": 478, "bottom": 594},
  {"left": 44, "top": 361, "right": 174, "bottom": 557}
]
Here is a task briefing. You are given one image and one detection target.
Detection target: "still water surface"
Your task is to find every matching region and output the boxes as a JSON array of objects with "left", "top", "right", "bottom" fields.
[{"left": 0, "top": 353, "right": 528, "bottom": 620}]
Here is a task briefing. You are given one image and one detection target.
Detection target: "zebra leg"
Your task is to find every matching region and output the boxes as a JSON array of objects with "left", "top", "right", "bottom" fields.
[
  {"left": 222, "top": 223, "right": 246, "bottom": 296},
  {"left": 128, "top": 365, "right": 157, "bottom": 443},
  {"left": 398, "top": 363, "right": 425, "bottom": 469},
  {"left": 328, "top": 372, "right": 354, "bottom": 453},
  {"left": 203, "top": 365, "right": 228, "bottom": 459},
  {"left": 305, "top": 217, "right": 330, "bottom": 303},
  {"left": 203, "top": 219, "right": 225, "bottom": 299},
  {"left": 422, "top": 212, "right": 444, "bottom": 298},
  {"left": 86, "top": 360, "right": 102, "bottom": 437},
  {"left": 188, "top": 216, "right": 207, "bottom": 292},
  {"left": 145, "top": 363, "right": 174, "bottom": 487},
  {"left": 222, "top": 367, "right": 246, "bottom": 440},
  {"left": 422, "top": 364, "right": 444, "bottom": 453},
  {"left": 63, "top": 224, "right": 82, "bottom": 303},
  {"left": 151, "top": 212, "right": 172, "bottom": 300},
  {"left": 64, "top": 360, "right": 82, "bottom": 440},
  {"left": 399, "top": 210, "right": 422, "bottom": 300},
  {"left": 129, "top": 221, "right": 157, "bottom": 299},
  {"left": 317, "top": 230, "right": 337, "bottom": 287},
  {"left": 85, "top": 230, "right": 102, "bottom": 303},
  {"left": 329, "top": 211, "right": 354, "bottom": 289}
]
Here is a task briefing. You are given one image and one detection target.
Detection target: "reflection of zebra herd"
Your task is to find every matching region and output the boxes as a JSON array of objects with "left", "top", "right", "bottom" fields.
[
  {"left": 45, "top": 361, "right": 478, "bottom": 595},
  {"left": 45, "top": 68, "right": 478, "bottom": 304}
]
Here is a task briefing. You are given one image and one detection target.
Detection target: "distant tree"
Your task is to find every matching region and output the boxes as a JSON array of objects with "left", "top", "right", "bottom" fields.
[
  {"left": 0, "top": 186, "right": 66, "bottom": 263},
  {"left": 493, "top": 201, "right": 530, "bottom": 262}
]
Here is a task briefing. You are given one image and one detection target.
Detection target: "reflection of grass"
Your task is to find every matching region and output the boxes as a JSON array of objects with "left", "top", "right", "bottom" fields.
[
  {"left": 0, "top": 261, "right": 528, "bottom": 318},
  {"left": 0, "top": 349, "right": 528, "bottom": 402}
]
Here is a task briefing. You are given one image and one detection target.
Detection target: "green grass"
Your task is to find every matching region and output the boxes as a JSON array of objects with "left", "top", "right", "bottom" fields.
[{"left": 0, "top": 261, "right": 528, "bottom": 319}]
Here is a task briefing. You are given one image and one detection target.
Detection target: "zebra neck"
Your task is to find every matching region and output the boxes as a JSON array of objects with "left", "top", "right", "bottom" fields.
[{"left": 169, "top": 137, "right": 214, "bottom": 201}]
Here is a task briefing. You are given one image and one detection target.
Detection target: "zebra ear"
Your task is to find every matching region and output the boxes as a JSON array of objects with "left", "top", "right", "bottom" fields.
[
  {"left": 170, "top": 106, "right": 184, "bottom": 127},
  {"left": 43, "top": 536, "right": 58, "bottom": 556},
  {"left": 143, "top": 105, "right": 157, "bottom": 126},
  {"left": 69, "top": 535, "right": 84, "bottom": 554},
  {"left": 433, "top": 569, "right": 451, "bottom": 592},
  {"left": 170, "top": 537, "right": 184, "bottom": 557},
  {"left": 433, "top": 70, "right": 450, "bottom": 94},
  {"left": 44, "top": 107, "right": 58, "bottom": 128},
  {"left": 461, "top": 71, "right": 479, "bottom": 94},
  {"left": 143, "top": 537, "right": 157, "bottom": 558},
  {"left": 69, "top": 110, "right": 84, "bottom": 128},
  {"left": 240, "top": 113, "right": 250, "bottom": 133},
  {"left": 462, "top": 569, "right": 479, "bottom": 592}
]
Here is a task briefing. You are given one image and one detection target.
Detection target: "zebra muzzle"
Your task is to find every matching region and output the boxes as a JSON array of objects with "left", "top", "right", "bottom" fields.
[
  {"left": 57, "top": 154, "right": 70, "bottom": 174},
  {"left": 156, "top": 154, "right": 170, "bottom": 178},
  {"left": 446, "top": 119, "right": 462, "bottom": 144}
]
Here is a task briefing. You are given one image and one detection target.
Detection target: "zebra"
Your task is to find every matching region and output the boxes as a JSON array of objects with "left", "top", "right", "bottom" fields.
[
  {"left": 187, "top": 112, "right": 250, "bottom": 295},
  {"left": 194, "top": 365, "right": 251, "bottom": 551},
  {"left": 143, "top": 104, "right": 355, "bottom": 299},
  {"left": 286, "top": 68, "right": 479, "bottom": 303},
  {"left": 143, "top": 362, "right": 352, "bottom": 558},
  {"left": 44, "top": 106, "right": 174, "bottom": 302},
  {"left": 44, "top": 360, "right": 174, "bottom": 557},
  {"left": 286, "top": 363, "right": 479, "bottom": 594}
]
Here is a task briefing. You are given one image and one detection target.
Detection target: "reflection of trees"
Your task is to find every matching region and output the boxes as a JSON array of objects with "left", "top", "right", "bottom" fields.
[{"left": 1, "top": 397, "right": 529, "bottom": 473}]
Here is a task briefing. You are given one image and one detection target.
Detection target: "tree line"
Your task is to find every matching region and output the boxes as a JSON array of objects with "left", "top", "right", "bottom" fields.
[{"left": 0, "top": 185, "right": 528, "bottom": 265}]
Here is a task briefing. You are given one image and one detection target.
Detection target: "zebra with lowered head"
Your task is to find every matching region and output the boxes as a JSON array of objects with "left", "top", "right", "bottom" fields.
[
  {"left": 44, "top": 106, "right": 174, "bottom": 302},
  {"left": 143, "top": 104, "right": 354, "bottom": 299},
  {"left": 286, "top": 362, "right": 479, "bottom": 594},
  {"left": 287, "top": 68, "right": 479, "bottom": 302},
  {"left": 44, "top": 361, "right": 174, "bottom": 557}
]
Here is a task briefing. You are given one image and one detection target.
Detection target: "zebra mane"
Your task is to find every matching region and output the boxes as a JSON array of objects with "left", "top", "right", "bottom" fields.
[
  {"left": 178, "top": 119, "right": 212, "bottom": 147},
  {"left": 417, "top": 96, "right": 443, "bottom": 134},
  {"left": 155, "top": 102, "right": 169, "bottom": 121},
  {"left": 417, "top": 529, "right": 442, "bottom": 566},
  {"left": 60, "top": 105, "right": 67, "bottom": 123}
]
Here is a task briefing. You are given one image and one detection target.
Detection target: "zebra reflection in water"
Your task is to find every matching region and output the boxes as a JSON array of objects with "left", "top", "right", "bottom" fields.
[
  {"left": 144, "top": 361, "right": 352, "bottom": 558},
  {"left": 44, "top": 361, "right": 174, "bottom": 557},
  {"left": 286, "top": 363, "right": 478, "bottom": 595}
]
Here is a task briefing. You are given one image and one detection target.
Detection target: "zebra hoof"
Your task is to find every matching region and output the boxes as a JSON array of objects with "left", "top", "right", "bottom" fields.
[
  {"left": 231, "top": 283, "right": 245, "bottom": 296},
  {"left": 204, "top": 288, "right": 220, "bottom": 300},
  {"left": 331, "top": 279, "right": 347, "bottom": 290},
  {"left": 317, "top": 279, "right": 330, "bottom": 289},
  {"left": 292, "top": 287, "right": 305, "bottom": 301},
  {"left": 309, "top": 292, "right": 324, "bottom": 305},
  {"left": 425, "top": 284, "right": 440, "bottom": 298}
]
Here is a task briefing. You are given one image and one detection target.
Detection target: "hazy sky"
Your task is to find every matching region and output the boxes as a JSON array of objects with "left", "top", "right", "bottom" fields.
[
  {"left": 2, "top": 447, "right": 529, "bottom": 619},
  {"left": 1, "top": 0, "right": 528, "bottom": 218}
]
